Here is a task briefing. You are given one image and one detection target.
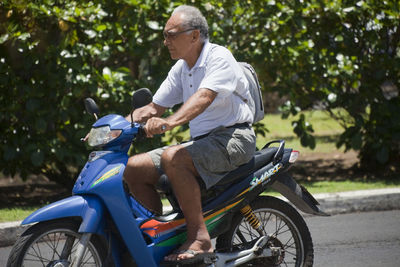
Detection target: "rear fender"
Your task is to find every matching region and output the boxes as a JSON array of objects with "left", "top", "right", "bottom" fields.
[
  {"left": 22, "top": 195, "right": 106, "bottom": 234},
  {"left": 270, "top": 173, "right": 329, "bottom": 216}
]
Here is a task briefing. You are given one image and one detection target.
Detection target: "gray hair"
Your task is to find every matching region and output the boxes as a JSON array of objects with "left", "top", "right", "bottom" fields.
[{"left": 172, "top": 5, "right": 209, "bottom": 41}]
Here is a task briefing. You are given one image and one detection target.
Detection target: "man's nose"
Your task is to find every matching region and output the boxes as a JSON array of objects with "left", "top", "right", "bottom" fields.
[{"left": 163, "top": 38, "right": 169, "bottom": 46}]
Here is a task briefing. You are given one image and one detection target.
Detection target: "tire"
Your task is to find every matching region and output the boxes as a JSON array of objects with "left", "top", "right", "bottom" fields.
[
  {"left": 216, "top": 196, "right": 314, "bottom": 267},
  {"left": 6, "top": 219, "right": 107, "bottom": 267}
]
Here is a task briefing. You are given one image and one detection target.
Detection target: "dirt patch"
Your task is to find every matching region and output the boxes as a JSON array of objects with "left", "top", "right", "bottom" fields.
[
  {"left": 0, "top": 175, "right": 69, "bottom": 208},
  {"left": 291, "top": 150, "right": 360, "bottom": 182}
]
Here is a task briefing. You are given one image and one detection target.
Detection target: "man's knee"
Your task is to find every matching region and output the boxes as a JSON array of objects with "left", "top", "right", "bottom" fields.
[
  {"left": 125, "top": 154, "right": 143, "bottom": 175},
  {"left": 161, "top": 145, "right": 187, "bottom": 167},
  {"left": 160, "top": 145, "right": 177, "bottom": 164},
  {"left": 161, "top": 145, "right": 197, "bottom": 176},
  {"left": 124, "top": 153, "right": 158, "bottom": 184}
]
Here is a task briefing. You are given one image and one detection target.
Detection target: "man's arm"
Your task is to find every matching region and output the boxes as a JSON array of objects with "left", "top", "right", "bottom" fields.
[
  {"left": 125, "top": 102, "right": 166, "bottom": 123},
  {"left": 167, "top": 88, "right": 217, "bottom": 127},
  {"left": 145, "top": 88, "right": 217, "bottom": 137}
]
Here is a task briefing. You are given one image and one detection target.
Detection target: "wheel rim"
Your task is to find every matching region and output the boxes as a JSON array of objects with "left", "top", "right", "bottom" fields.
[
  {"left": 21, "top": 228, "right": 102, "bottom": 267},
  {"left": 232, "top": 208, "right": 304, "bottom": 267}
]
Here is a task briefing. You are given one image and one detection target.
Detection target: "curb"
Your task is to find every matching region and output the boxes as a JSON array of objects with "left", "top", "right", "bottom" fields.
[
  {"left": 0, "top": 221, "right": 26, "bottom": 248},
  {"left": 1, "top": 188, "right": 400, "bottom": 247},
  {"left": 313, "top": 188, "right": 400, "bottom": 215}
]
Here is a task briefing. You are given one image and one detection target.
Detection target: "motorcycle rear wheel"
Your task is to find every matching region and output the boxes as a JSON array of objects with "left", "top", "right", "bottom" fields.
[
  {"left": 216, "top": 196, "right": 314, "bottom": 267},
  {"left": 6, "top": 219, "right": 107, "bottom": 267}
]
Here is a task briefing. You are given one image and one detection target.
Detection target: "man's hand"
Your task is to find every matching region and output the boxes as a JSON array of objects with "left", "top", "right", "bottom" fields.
[
  {"left": 144, "top": 117, "right": 172, "bottom": 137},
  {"left": 131, "top": 106, "right": 152, "bottom": 123},
  {"left": 140, "top": 89, "right": 216, "bottom": 138},
  {"left": 125, "top": 102, "right": 166, "bottom": 123}
]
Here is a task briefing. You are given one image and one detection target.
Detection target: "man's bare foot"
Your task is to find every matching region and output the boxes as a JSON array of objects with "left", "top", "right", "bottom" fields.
[{"left": 164, "top": 238, "right": 213, "bottom": 261}]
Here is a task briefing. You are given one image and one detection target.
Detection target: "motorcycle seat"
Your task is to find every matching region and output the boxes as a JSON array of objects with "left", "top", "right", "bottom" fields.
[
  {"left": 157, "top": 147, "right": 280, "bottom": 193},
  {"left": 214, "top": 147, "right": 279, "bottom": 186}
]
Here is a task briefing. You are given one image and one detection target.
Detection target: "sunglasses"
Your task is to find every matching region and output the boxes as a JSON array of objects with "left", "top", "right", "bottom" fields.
[{"left": 163, "top": 28, "right": 196, "bottom": 40}]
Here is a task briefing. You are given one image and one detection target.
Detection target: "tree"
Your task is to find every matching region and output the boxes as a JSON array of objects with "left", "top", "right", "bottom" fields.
[
  {"left": 0, "top": 0, "right": 174, "bottom": 186},
  {"left": 1, "top": 0, "right": 399, "bottom": 187},
  {"left": 205, "top": 0, "right": 400, "bottom": 172}
]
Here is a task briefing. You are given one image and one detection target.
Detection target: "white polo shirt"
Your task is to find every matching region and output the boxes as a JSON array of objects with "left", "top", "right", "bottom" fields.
[{"left": 153, "top": 40, "right": 253, "bottom": 138}]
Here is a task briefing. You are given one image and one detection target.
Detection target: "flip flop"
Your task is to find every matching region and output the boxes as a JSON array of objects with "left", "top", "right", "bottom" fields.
[{"left": 160, "top": 249, "right": 217, "bottom": 267}]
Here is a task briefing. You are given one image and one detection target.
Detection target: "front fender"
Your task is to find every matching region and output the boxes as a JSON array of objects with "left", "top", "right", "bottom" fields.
[
  {"left": 22, "top": 195, "right": 105, "bottom": 233},
  {"left": 271, "top": 173, "right": 329, "bottom": 216}
]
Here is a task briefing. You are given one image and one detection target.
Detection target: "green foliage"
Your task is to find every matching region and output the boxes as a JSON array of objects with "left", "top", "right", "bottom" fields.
[
  {"left": 0, "top": 0, "right": 174, "bottom": 186},
  {"left": 0, "top": 0, "right": 399, "bottom": 187},
  {"left": 209, "top": 0, "right": 399, "bottom": 171}
]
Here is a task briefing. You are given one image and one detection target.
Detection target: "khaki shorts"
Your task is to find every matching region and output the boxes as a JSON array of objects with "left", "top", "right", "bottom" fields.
[{"left": 148, "top": 125, "right": 256, "bottom": 189}]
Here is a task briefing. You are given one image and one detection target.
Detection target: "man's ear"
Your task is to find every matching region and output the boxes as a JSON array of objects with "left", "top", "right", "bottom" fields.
[{"left": 192, "top": 30, "right": 200, "bottom": 42}]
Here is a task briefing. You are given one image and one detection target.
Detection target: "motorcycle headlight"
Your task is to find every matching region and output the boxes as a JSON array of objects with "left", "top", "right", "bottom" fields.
[{"left": 87, "top": 126, "right": 122, "bottom": 147}]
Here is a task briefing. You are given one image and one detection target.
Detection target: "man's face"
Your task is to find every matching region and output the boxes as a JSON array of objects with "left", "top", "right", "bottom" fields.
[{"left": 163, "top": 13, "right": 194, "bottom": 60}]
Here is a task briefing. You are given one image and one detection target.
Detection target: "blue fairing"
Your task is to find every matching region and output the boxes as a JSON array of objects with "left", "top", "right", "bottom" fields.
[
  {"left": 93, "top": 114, "right": 130, "bottom": 129},
  {"left": 18, "top": 113, "right": 162, "bottom": 267},
  {"left": 22, "top": 195, "right": 105, "bottom": 234},
  {"left": 73, "top": 152, "right": 128, "bottom": 194},
  {"left": 90, "top": 114, "right": 140, "bottom": 151}
]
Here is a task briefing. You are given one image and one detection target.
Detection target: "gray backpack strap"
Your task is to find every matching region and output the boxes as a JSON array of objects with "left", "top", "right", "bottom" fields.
[{"left": 238, "top": 62, "right": 265, "bottom": 123}]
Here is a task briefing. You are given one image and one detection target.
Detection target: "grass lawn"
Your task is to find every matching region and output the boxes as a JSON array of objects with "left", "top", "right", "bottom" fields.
[
  {"left": 264, "top": 179, "right": 400, "bottom": 197},
  {"left": 166, "top": 109, "right": 345, "bottom": 153},
  {"left": 0, "top": 207, "right": 40, "bottom": 223},
  {"left": 256, "top": 109, "right": 345, "bottom": 153},
  {"left": 303, "top": 180, "right": 400, "bottom": 194}
]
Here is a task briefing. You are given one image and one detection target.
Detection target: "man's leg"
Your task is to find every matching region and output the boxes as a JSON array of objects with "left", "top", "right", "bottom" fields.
[
  {"left": 123, "top": 153, "right": 162, "bottom": 214},
  {"left": 161, "top": 145, "right": 213, "bottom": 261}
]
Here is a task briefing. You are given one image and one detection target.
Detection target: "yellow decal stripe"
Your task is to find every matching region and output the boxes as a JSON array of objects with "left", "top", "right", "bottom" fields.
[{"left": 91, "top": 166, "right": 121, "bottom": 187}]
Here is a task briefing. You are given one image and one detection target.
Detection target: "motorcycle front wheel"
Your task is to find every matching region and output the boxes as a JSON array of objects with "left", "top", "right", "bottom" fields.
[
  {"left": 216, "top": 196, "right": 314, "bottom": 267},
  {"left": 7, "top": 219, "right": 107, "bottom": 267}
]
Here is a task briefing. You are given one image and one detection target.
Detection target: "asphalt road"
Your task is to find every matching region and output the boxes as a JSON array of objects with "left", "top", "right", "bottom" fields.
[
  {"left": 305, "top": 210, "right": 400, "bottom": 267},
  {"left": 1, "top": 210, "right": 399, "bottom": 266}
]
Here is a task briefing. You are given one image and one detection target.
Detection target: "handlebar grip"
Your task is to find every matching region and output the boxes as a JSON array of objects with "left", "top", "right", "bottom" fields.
[{"left": 135, "top": 124, "right": 147, "bottom": 141}]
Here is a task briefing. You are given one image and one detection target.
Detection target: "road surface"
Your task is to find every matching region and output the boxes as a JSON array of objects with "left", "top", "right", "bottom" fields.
[
  {"left": 305, "top": 210, "right": 400, "bottom": 267},
  {"left": 1, "top": 210, "right": 399, "bottom": 266}
]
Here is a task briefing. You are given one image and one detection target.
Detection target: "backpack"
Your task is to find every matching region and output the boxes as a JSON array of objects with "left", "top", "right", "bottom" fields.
[{"left": 236, "top": 62, "right": 265, "bottom": 123}]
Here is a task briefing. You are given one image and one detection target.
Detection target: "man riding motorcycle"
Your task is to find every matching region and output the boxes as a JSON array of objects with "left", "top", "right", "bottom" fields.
[{"left": 123, "top": 5, "right": 256, "bottom": 264}]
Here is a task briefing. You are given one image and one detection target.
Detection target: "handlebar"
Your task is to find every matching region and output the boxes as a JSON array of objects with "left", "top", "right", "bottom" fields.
[{"left": 135, "top": 124, "right": 147, "bottom": 141}]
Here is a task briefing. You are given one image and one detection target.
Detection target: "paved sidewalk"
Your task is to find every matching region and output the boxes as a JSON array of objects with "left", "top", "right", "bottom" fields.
[{"left": 1, "top": 188, "right": 400, "bottom": 247}]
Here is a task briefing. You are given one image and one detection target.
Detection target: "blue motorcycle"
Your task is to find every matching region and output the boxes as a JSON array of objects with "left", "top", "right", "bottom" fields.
[{"left": 7, "top": 88, "right": 328, "bottom": 267}]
